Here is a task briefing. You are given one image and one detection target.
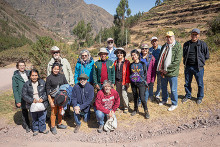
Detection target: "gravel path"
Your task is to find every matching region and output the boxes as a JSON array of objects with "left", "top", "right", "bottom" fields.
[{"left": 0, "top": 67, "right": 16, "bottom": 93}]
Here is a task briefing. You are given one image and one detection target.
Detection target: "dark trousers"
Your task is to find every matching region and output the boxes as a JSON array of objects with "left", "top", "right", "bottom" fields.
[
  {"left": 22, "top": 108, "right": 30, "bottom": 129},
  {"left": 31, "top": 110, "right": 47, "bottom": 132},
  {"left": 131, "top": 82, "right": 147, "bottom": 111}
]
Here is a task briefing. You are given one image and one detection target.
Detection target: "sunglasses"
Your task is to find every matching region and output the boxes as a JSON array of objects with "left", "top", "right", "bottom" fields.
[
  {"left": 117, "top": 52, "right": 123, "bottom": 54},
  {"left": 81, "top": 55, "right": 88, "bottom": 57},
  {"left": 141, "top": 48, "right": 149, "bottom": 50},
  {"left": 107, "top": 41, "right": 113, "bottom": 44},
  {"left": 53, "top": 52, "right": 60, "bottom": 54},
  {"left": 79, "top": 78, "right": 87, "bottom": 81}
]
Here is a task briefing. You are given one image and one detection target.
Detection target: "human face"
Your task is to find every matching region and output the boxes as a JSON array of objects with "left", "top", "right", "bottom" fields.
[
  {"left": 141, "top": 48, "right": 149, "bottom": 56},
  {"left": 131, "top": 53, "right": 139, "bottom": 62},
  {"left": 52, "top": 66, "right": 60, "bottom": 75},
  {"left": 151, "top": 39, "right": 158, "bottom": 48},
  {"left": 53, "top": 52, "right": 60, "bottom": 60},
  {"left": 166, "top": 36, "right": 175, "bottom": 44},
  {"left": 99, "top": 53, "right": 108, "bottom": 61},
  {"left": 30, "top": 72, "right": 38, "bottom": 83},
  {"left": 191, "top": 33, "right": 199, "bottom": 42},
  {"left": 17, "top": 63, "right": 26, "bottom": 72},
  {"left": 107, "top": 40, "right": 114, "bottom": 48},
  {"left": 81, "top": 52, "right": 88, "bottom": 61},
  {"left": 79, "top": 78, "right": 87, "bottom": 86},
  {"left": 103, "top": 83, "right": 111, "bottom": 94},
  {"left": 117, "top": 51, "right": 124, "bottom": 60}
]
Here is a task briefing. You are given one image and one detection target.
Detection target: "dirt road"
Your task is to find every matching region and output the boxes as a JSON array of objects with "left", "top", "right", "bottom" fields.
[{"left": 0, "top": 67, "right": 16, "bottom": 93}]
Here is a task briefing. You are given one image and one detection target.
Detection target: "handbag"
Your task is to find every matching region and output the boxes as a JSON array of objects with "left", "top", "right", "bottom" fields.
[
  {"left": 104, "top": 115, "right": 117, "bottom": 131},
  {"left": 49, "top": 85, "right": 59, "bottom": 97},
  {"left": 30, "top": 103, "right": 46, "bottom": 112}
]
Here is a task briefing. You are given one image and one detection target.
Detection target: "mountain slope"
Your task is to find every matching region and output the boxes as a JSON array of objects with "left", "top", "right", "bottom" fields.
[
  {"left": 4, "top": 0, "right": 114, "bottom": 40},
  {"left": 130, "top": 0, "right": 220, "bottom": 45}
]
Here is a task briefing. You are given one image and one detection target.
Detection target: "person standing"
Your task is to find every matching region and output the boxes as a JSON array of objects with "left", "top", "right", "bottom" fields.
[
  {"left": 157, "top": 31, "right": 183, "bottom": 111},
  {"left": 106, "top": 38, "right": 117, "bottom": 62},
  {"left": 182, "top": 28, "right": 209, "bottom": 104},
  {"left": 130, "top": 49, "right": 150, "bottom": 119},
  {"left": 72, "top": 74, "right": 94, "bottom": 133},
  {"left": 12, "top": 60, "right": 31, "bottom": 133},
  {"left": 93, "top": 48, "right": 115, "bottom": 90},
  {"left": 74, "top": 49, "right": 94, "bottom": 84},
  {"left": 22, "top": 69, "right": 49, "bottom": 136},
  {"left": 114, "top": 47, "right": 130, "bottom": 113},
  {"left": 149, "top": 37, "right": 162, "bottom": 102}
]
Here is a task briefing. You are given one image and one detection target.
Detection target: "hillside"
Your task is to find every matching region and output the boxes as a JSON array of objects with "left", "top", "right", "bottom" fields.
[
  {"left": 4, "top": 0, "right": 114, "bottom": 40},
  {"left": 0, "top": 0, "right": 60, "bottom": 44},
  {"left": 130, "top": 0, "right": 220, "bottom": 45}
]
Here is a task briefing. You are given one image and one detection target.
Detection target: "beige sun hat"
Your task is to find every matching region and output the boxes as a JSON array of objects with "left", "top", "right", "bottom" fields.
[
  {"left": 98, "top": 47, "right": 109, "bottom": 55},
  {"left": 114, "top": 47, "right": 126, "bottom": 56},
  {"left": 51, "top": 46, "right": 60, "bottom": 52}
]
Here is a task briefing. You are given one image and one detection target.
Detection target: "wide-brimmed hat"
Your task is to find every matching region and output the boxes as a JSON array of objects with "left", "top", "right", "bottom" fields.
[
  {"left": 141, "top": 44, "right": 149, "bottom": 49},
  {"left": 77, "top": 73, "right": 89, "bottom": 80},
  {"left": 166, "top": 31, "right": 174, "bottom": 37},
  {"left": 98, "top": 47, "right": 108, "bottom": 55},
  {"left": 51, "top": 46, "right": 60, "bottom": 52},
  {"left": 107, "top": 38, "right": 114, "bottom": 42},
  {"left": 114, "top": 47, "right": 126, "bottom": 56}
]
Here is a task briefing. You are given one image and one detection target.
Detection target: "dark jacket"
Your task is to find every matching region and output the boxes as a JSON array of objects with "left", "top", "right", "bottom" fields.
[
  {"left": 12, "top": 70, "right": 29, "bottom": 109},
  {"left": 183, "top": 39, "right": 209, "bottom": 70},
  {"left": 93, "top": 59, "right": 115, "bottom": 86},
  {"left": 71, "top": 82, "right": 94, "bottom": 113},
  {"left": 22, "top": 79, "right": 48, "bottom": 109}
]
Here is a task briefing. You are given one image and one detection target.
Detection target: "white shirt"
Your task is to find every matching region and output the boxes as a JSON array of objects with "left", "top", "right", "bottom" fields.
[{"left": 19, "top": 71, "right": 28, "bottom": 82}]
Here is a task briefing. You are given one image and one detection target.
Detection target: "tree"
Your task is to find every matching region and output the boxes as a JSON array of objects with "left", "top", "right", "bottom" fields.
[{"left": 155, "top": 0, "right": 162, "bottom": 6}]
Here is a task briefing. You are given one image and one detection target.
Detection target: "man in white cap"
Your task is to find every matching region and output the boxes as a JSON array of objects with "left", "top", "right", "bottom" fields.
[
  {"left": 106, "top": 38, "right": 117, "bottom": 62},
  {"left": 93, "top": 47, "right": 115, "bottom": 90},
  {"left": 157, "top": 31, "right": 182, "bottom": 111},
  {"left": 182, "top": 28, "right": 209, "bottom": 104},
  {"left": 149, "top": 36, "right": 162, "bottom": 102},
  {"left": 47, "top": 46, "right": 74, "bottom": 85}
]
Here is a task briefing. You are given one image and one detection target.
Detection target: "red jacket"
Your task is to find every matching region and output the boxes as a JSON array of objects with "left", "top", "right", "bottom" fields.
[
  {"left": 94, "top": 89, "right": 120, "bottom": 114},
  {"left": 114, "top": 59, "right": 130, "bottom": 85}
]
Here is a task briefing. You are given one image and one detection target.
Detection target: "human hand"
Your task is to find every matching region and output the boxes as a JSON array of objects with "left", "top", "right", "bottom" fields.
[
  {"left": 16, "top": 103, "right": 21, "bottom": 108},
  {"left": 74, "top": 106, "right": 80, "bottom": 114},
  {"left": 125, "top": 83, "right": 129, "bottom": 89},
  {"left": 96, "top": 84, "right": 100, "bottom": 90},
  {"left": 38, "top": 98, "right": 43, "bottom": 103},
  {"left": 50, "top": 102, "right": 55, "bottom": 107},
  {"left": 109, "top": 110, "right": 115, "bottom": 118},
  {"left": 33, "top": 99, "right": 38, "bottom": 103}
]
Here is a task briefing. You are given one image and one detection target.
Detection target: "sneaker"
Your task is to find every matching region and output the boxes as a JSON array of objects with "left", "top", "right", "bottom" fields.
[
  {"left": 40, "top": 130, "right": 49, "bottom": 134},
  {"left": 197, "top": 99, "right": 202, "bottom": 104},
  {"left": 145, "top": 110, "right": 150, "bottom": 119},
  {"left": 33, "top": 131, "right": 38, "bottom": 136},
  {"left": 182, "top": 97, "right": 189, "bottom": 103},
  {"left": 159, "top": 101, "right": 167, "bottom": 106},
  {"left": 97, "top": 125, "right": 103, "bottom": 133},
  {"left": 168, "top": 105, "right": 178, "bottom": 111},
  {"left": 131, "top": 110, "right": 138, "bottom": 116},
  {"left": 74, "top": 125, "right": 81, "bottom": 133},
  {"left": 150, "top": 96, "right": 155, "bottom": 102},
  {"left": 50, "top": 127, "right": 57, "bottom": 135},
  {"left": 123, "top": 108, "right": 128, "bottom": 114},
  {"left": 57, "top": 124, "right": 67, "bottom": 129}
]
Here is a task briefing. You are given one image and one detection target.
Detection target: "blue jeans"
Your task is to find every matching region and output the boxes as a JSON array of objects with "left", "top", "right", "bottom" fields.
[
  {"left": 148, "top": 83, "right": 154, "bottom": 97},
  {"left": 94, "top": 107, "right": 116, "bottom": 126},
  {"left": 73, "top": 104, "right": 90, "bottom": 126},
  {"left": 155, "top": 72, "right": 162, "bottom": 97},
  {"left": 161, "top": 76, "right": 178, "bottom": 106},
  {"left": 184, "top": 66, "right": 204, "bottom": 100},
  {"left": 31, "top": 110, "right": 47, "bottom": 132},
  {"left": 138, "top": 87, "right": 149, "bottom": 104}
]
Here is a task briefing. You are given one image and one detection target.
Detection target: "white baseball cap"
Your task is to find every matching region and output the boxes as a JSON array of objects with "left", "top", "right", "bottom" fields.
[
  {"left": 151, "top": 36, "right": 158, "bottom": 41},
  {"left": 51, "top": 46, "right": 60, "bottom": 52}
]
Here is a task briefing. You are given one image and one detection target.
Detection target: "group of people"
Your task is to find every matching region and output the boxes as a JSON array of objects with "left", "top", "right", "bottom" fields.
[{"left": 12, "top": 28, "right": 209, "bottom": 136}]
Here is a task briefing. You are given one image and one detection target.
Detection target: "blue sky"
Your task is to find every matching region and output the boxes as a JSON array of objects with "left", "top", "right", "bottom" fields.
[{"left": 84, "top": 0, "right": 156, "bottom": 16}]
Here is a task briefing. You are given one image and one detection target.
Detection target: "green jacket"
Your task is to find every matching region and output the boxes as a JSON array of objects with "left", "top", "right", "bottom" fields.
[
  {"left": 12, "top": 70, "right": 29, "bottom": 108},
  {"left": 160, "top": 41, "right": 183, "bottom": 77},
  {"left": 93, "top": 60, "right": 115, "bottom": 85}
]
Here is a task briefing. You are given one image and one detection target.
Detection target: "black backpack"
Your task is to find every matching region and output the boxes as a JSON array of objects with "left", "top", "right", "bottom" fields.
[{"left": 54, "top": 90, "right": 68, "bottom": 107}]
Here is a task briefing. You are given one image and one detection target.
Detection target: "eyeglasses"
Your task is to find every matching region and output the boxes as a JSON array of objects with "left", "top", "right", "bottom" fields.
[
  {"left": 141, "top": 48, "right": 149, "bottom": 50},
  {"left": 79, "top": 78, "right": 87, "bottom": 81},
  {"left": 107, "top": 41, "right": 113, "bottom": 44}
]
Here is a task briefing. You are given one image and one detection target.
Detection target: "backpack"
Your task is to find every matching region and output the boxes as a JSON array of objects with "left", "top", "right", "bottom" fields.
[{"left": 54, "top": 90, "right": 68, "bottom": 107}]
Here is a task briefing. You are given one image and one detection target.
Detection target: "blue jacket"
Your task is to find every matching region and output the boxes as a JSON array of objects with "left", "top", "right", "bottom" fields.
[
  {"left": 74, "top": 57, "right": 94, "bottom": 84},
  {"left": 106, "top": 47, "right": 117, "bottom": 62},
  {"left": 71, "top": 82, "right": 94, "bottom": 113},
  {"left": 183, "top": 39, "right": 209, "bottom": 71},
  {"left": 149, "top": 45, "right": 161, "bottom": 64},
  {"left": 140, "top": 53, "right": 153, "bottom": 71}
]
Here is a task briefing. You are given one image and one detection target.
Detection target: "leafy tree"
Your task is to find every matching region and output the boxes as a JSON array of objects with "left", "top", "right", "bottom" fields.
[{"left": 155, "top": 0, "right": 162, "bottom": 6}]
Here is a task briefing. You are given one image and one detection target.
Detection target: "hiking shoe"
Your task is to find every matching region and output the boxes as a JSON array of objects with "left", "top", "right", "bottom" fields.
[
  {"left": 40, "top": 130, "right": 49, "bottom": 134},
  {"left": 182, "top": 97, "right": 189, "bottom": 103},
  {"left": 33, "top": 131, "right": 38, "bottom": 136},
  {"left": 25, "top": 127, "right": 31, "bottom": 133},
  {"left": 197, "top": 99, "right": 202, "bottom": 104},
  {"left": 168, "top": 105, "right": 178, "bottom": 111},
  {"left": 50, "top": 127, "right": 57, "bottom": 135},
  {"left": 74, "top": 125, "right": 81, "bottom": 133},
  {"left": 131, "top": 110, "right": 138, "bottom": 116},
  {"left": 159, "top": 101, "right": 167, "bottom": 106},
  {"left": 97, "top": 125, "right": 103, "bottom": 133},
  {"left": 123, "top": 108, "right": 128, "bottom": 114},
  {"left": 150, "top": 96, "right": 155, "bottom": 102},
  {"left": 57, "top": 124, "right": 67, "bottom": 129},
  {"left": 145, "top": 110, "right": 150, "bottom": 119}
]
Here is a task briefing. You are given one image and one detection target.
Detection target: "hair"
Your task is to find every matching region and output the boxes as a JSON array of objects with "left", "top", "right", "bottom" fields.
[
  {"left": 79, "top": 49, "right": 91, "bottom": 62},
  {"left": 116, "top": 50, "right": 126, "bottom": 58},
  {"left": 16, "top": 60, "right": 26, "bottom": 68},
  {"left": 102, "top": 80, "right": 113, "bottom": 88},
  {"left": 51, "top": 61, "right": 61, "bottom": 73},
  {"left": 29, "top": 69, "right": 40, "bottom": 80},
  {"left": 130, "top": 49, "right": 140, "bottom": 60}
]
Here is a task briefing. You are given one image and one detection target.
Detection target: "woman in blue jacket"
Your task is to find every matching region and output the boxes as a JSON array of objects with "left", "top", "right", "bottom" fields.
[{"left": 74, "top": 49, "right": 94, "bottom": 84}]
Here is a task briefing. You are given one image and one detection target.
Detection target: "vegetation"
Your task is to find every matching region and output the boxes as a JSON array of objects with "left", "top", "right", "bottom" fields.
[{"left": 206, "top": 14, "right": 220, "bottom": 52}]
